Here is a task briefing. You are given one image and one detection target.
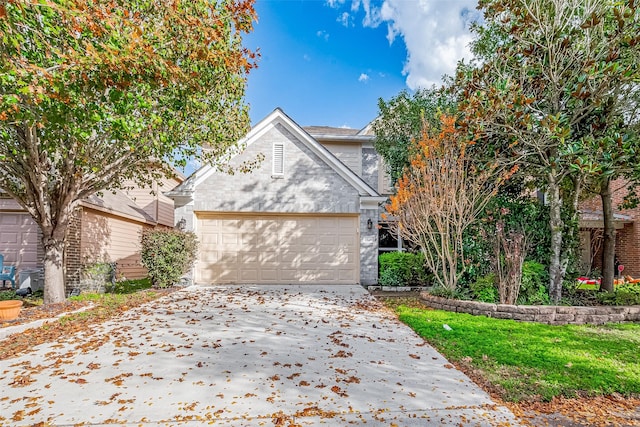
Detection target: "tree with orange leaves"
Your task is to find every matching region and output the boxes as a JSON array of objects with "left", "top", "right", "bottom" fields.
[
  {"left": 385, "top": 114, "right": 511, "bottom": 291},
  {"left": 0, "top": 0, "right": 257, "bottom": 304}
]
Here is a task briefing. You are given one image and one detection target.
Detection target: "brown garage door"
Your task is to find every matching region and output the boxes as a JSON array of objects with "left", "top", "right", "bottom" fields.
[
  {"left": 196, "top": 213, "right": 359, "bottom": 284},
  {"left": 0, "top": 213, "right": 39, "bottom": 271}
]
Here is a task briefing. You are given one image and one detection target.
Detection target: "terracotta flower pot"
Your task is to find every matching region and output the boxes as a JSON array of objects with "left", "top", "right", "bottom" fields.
[{"left": 0, "top": 300, "right": 23, "bottom": 322}]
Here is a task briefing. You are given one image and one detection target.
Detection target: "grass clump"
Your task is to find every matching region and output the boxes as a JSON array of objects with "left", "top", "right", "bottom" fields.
[
  {"left": 107, "top": 278, "right": 152, "bottom": 294},
  {"left": 0, "top": 290, "right": 18, "bottom": 300},
  {"left": 383, "top": 298, "right": 640, "bottom": 402}
]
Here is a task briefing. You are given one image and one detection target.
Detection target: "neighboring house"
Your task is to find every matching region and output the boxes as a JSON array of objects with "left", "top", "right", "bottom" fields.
[
  {"left": 0, "top": 174, "right": 182, "bottom": 292},
  {"left": 578, "top": 178, "right": 640, "bottom": 277},
  {"left": 166, "top": 108, "right": 391, "bottom": 286}
]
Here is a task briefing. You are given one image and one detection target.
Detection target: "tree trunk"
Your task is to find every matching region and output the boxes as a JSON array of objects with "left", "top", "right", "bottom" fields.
[
  {"left": 548, "top": 174, "right": 564, "bottom": 303},
  {"left": 40, "top": 213, "right": 71, "bottom": 304},
  {"left": 600, "top": 178, "right": 615, "bottom": 293},
  {"left": 43, "top": 252, "right": 66, "bottom": 303},
  {"left": 42, "top": 235, "right": 67, "bottom": 304}
]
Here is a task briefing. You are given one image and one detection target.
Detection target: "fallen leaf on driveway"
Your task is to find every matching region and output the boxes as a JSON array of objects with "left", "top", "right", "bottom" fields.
[{"left": 330, "top": 385, "right": 348, "bottom": 397}]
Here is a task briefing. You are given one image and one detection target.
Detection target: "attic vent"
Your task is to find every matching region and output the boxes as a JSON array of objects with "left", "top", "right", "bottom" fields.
[{"left": 272, "top": 143, "right": 284, "bottom": 176}]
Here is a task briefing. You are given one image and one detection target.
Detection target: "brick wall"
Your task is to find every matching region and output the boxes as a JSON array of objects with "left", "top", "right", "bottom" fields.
[
  {"left": 580, "top": 179, "right": 640, "bottom": 277},
  {"left": 64, "top": 208, "right": 83, "bottom": 293},
  {"left": 360, "top": 208, "right": 379, "bottom": 285},
  {"left": 361, "top": 146, "right": 379, "bottom": 193}
]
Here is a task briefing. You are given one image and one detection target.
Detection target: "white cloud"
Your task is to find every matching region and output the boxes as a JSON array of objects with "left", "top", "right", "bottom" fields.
[
  {"left": 343, "top": 0, "right": 479, "bottom": 89},
  {"left": 358, "top": 73, "right": 370, "bottom": 82},
  {"left": 316, "top": 30, "right": 330, "bottom": 41},
  {"left": 326, "top": 0, "right": 346, "bottom": 8},
  {"left": 360, "top": 0, "right": 381, "bottom": 28},
  {"left": 337, "top": 11, "right": 351, "bottom": 27}
]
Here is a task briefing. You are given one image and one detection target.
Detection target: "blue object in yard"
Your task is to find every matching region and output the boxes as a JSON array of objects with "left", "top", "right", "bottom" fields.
[{"left": 0, "top": 254, "right": 16, "bottom": 289}]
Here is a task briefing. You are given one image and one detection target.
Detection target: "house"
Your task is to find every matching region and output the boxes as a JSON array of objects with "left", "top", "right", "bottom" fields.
[
  {"left": 166, "top": 108, "right": 392, "bottom": 286},
  {"left": 164, "top": 106, "right": 638, "bottom": 284},
  {"left": 0, "top": 174, "right": 182, "bottom": 292},
  {"left": 578, "top": 178, "right": 640, "bottom": 277}
]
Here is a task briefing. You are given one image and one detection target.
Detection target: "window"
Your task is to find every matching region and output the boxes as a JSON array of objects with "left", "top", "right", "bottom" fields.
[
  {"left": 378, "top": 222, "right": 409, "bottom": 254},
  {"left": 272, "top": 143, "right": 284, "bottom": 176}
]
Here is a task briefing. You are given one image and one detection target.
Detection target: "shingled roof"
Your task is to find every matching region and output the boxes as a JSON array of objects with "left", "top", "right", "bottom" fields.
[{"left": 302, "top": 126, "right": 360, "bottom": 136}]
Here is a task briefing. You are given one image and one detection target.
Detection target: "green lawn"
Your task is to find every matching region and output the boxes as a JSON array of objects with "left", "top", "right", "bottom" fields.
[{"left": 385, "top": 299, "right": 640, "bottom": 402}]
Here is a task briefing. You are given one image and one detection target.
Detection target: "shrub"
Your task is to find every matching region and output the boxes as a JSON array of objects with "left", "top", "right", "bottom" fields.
[
  {"left": 518, "top": 261, "right": 550, "bottom": 305},
  {"left": 469, "top": 274, "right": 498, "bottom": 303},
  {"left": 0, "top": 290, "right": 18, "bottom": 301},
  {"left": 83, "top": 262, "right": 115, "bottom": 281},
  {"left": 81, "top": 262, "right": 116, "bottom": 293},
  {"left": 429, "top": 286, "right": 472, "bottom": 300},
  {"left": 560, "top": 280, "right": 600, "bottom": 307},
  {"left": 379, "top": 268, "right": 404, "bottom": 287},
  {"left": 462, "top": 195, "right": 550, "bottom": 287},
  {"left": 378, "top": 251, "right": 430, "bottom": 286},
  {"left": 141, "top": 229, "right": 198, "bottom": 288},
  {"left": 598, "top": 283, "right": 640, "bottom": 306}
]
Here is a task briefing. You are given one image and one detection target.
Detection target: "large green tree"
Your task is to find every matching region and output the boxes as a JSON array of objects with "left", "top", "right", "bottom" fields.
[
  {"left": 372, "top": 87, "right": 456, "bottom": 182},
  {"left": 463, "top": 0, "right": 640, "bottom": 301},
  {"left": 0, "top": 0, "right": 257, "bottom": 304}
]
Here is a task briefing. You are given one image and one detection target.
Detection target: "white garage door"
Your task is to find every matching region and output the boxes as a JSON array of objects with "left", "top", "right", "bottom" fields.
[
  {"left": 0, "top": 213, "right": 39, "bottom": 271},
  {"left": 196, "top": 214, "right": 359, "bottom": 284}
]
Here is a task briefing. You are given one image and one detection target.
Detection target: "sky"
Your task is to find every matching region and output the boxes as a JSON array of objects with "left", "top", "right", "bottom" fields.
[{"left": 243, "top": 0, "right": 481, "bottom": 130}]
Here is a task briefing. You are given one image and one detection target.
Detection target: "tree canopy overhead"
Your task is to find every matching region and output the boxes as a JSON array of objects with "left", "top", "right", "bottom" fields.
[{"left": 0, "top": 0, "right": 258, "bottom": 303}]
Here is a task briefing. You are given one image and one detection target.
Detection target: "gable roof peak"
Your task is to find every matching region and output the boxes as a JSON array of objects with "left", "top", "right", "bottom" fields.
[{"left": 166, "top": 108, "right": 380, "bottom": 199}]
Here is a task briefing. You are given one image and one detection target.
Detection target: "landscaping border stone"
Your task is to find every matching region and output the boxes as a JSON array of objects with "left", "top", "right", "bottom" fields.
[
  {"left": 420, "top": 293, "right": 640, "bottom": 325},
  {"left": 367, "top": 286, "right": 432, "bottom": 292}
]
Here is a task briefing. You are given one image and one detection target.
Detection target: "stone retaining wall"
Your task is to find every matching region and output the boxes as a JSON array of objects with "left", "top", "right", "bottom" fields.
[{"left": 420, "top": 293, "right": 640, "bottom": 325}]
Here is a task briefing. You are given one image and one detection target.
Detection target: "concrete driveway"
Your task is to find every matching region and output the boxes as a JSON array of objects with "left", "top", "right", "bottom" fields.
[{"left": 0, "top": 285, "right": 521, "bottom": 426}]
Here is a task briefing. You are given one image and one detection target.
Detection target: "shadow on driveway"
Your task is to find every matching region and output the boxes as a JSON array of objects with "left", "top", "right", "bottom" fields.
[{"left": 0, "top": 284, "right": 521, "bottom": 426}]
